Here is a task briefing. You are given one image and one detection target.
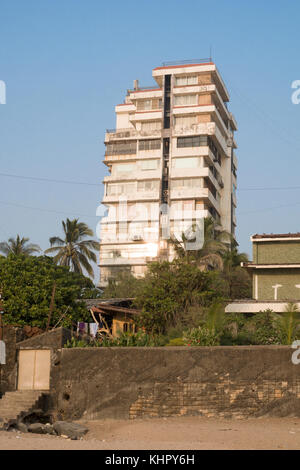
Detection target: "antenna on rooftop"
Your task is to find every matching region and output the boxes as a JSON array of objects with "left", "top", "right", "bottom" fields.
[{"left": 209, "top": 45, "right": 212, "bottom": 62}]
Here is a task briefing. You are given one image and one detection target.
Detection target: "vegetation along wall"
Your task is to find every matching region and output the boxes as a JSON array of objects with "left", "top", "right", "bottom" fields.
[{"left": 49, "top": 346, "right": 300, "bottom": 421}]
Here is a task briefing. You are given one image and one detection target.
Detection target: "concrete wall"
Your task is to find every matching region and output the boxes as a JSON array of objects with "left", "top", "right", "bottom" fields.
[
  {"left": 253, "top": 241, "right": 300, "bottom": 264},
  {"left": 0, "top": 326, "right": 18, "bottom": 395},
  {"left": 17, "top": 327, "right": 71, "bottom": 350},
  {"left": 257, "top": 269, "right": 300, "bottom": 300},
  {"left": 49, "top": 346, "right": 300, "bottom": 421},
  {"left": 0, "top": 327, "right": 72, "bottom": 396}
]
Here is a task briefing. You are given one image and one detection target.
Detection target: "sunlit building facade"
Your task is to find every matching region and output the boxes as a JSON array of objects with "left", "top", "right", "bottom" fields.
[{"left": 99, "top": 60, "right": 237, "bottom": 286}]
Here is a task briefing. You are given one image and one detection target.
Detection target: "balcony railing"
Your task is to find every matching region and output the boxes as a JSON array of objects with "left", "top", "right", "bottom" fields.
[{"left": 127, "top": 85, "right": 161, "bottom": 94}]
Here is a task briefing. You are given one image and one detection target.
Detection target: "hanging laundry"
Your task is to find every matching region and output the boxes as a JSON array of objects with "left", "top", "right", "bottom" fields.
[{"left": 89, "top": 323, "right": 98, "bottom": 338}]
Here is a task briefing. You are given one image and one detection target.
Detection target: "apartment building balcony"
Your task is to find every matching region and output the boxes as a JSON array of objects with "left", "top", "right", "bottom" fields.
[
  {"left": 152, "top": 62, "right": 230, "bottom": 102},
  {"left": 233, "top": 151, "right": 238, "bottom": 169},
  {"left": 100, "top": 213, "right": 160, "bottom": 226},
  {"left": 105, "top": 126, "right": 163, "bottom": 143},
  {"left": 103, "top": 170, "right": 161, "bottom": 183},
  {"left": 170, "top": 209, "right": 211, "bottom": 221},
  {"left": 173, "top": 104, "right": 215, "bottom": 117},
  {"left": 130, "top": 109, "right": 162, "bottom": 123},
  {"left": 100, "top": 241, "right": 159, "bottom": 266},
  {"left": 138, "top": 128, "right": 162, "bottom": 138},
  {"left": 172, "top": 122, "right": 228, "bottom": 156},
  {"left": 172, "top": 84, "right": 230, "bottom": 121},
  {"left": 102, "top": 191, "right": 160, "bottom": 204},
  {"left": 115, "top": 103, "right": 135, "bottom": 113},
  {"left": 229, "top": 112, "right": 238, "bottom": 131},
  {"left": 137, "top": 148, "right": 162, "bottom": 159},
  {"left": 173, "top": 104, "right": 229, "bottom": 139},
  {"left": 232, "top": 191, "right": 237, "bottom": 207},
  {"left": 104, "top": 151, "right": 162, "bottom": 164},
  {"left": 100, "top": 234, "right": 159, "bottom": 245},
  {"left": 128, "top": 88, "right": 163, "bottom": 101},
  {"left": 173, "top": 84, "right": 215, "bottom": 95},
  {"left": 170, "top": 186, "right": 220, "bottom": 210},
  {"left": 170, "top": 167, "right": 223, "bottom": 190},
  {"left": 105, "top": 128, "right": 138, "bottom": 142},
  {"left": 100, "top": 257, "right": 153, "bottom": 267}
]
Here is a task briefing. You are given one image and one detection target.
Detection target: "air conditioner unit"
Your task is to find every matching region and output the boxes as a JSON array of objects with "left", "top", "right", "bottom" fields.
[{"left": 132, "top": 235, "right": 143, "bottom": 241}]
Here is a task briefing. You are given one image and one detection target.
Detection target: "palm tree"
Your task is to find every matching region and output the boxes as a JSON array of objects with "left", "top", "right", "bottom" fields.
[
  {"left": 170, "top": 217, "right": 230, "bottom": 270},
  {"left": 45, "top": 218, "right": 99, "bottom": 277},
  {"left": 222, "top": 247, "right": 249, "bottom": 271},
  {"left": 276, "top": 302, "right": 300, "bottom": 345},
  {"left": 0, "top": 235, "right": 41, "bottom": 256},
  {"left": 222, "top": 247, "right": 250, "bottom": 298}
]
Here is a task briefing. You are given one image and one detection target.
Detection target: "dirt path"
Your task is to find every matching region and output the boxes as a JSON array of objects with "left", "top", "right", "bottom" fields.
[{"left": 1, "top": 416, "right": 300, "bottom": 450}]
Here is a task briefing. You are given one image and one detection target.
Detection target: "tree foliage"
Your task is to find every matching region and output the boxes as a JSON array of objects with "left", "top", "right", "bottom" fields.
[
  {"left": 170, "top": 217, "right": 229, "bottom": 270},
  {"left": 0, "top": 235, "right": 41, "bottom": 256},
  {"left": 134, "top": 259, "right": 227, "bottom": 334},
  {"left": 102, "top": 271, "right": 143, "bottom": 299},
  {"left": 0, "top": 255, "right": 93, "bottom": 328},
  {"left": 45, "top": 218, "right": 99, "bottom": 278}
]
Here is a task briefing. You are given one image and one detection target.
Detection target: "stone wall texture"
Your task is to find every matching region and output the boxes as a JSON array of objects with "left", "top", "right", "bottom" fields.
[{"left": 49, "top": 346, "right": 300, "bottom": 421}]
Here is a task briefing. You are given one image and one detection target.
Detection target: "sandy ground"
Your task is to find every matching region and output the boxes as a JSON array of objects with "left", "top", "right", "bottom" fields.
[{"left": 1, "top": 416, "right": 300, "bottom": 450}]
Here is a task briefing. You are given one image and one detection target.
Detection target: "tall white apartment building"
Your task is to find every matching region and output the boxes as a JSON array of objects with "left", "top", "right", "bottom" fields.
[{"left": 99, "top": 59, "right": 237, "bottom": 286}]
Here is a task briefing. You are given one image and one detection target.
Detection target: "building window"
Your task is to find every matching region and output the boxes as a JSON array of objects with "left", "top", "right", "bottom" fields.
[
  {"left": 177, "top": 135, "right": 207, "bottom": 148},
  {"left": 174, "top": 115, "right": 197, "bottom": 129},
  {"left": 137, "top": 180, "right": 159, "bottom": 192},
  {"left": 141, "top": 160, "right": 158, "bottom": 171},
  {"left": 139, "top": 139, "right": 161, "bottom": 151},
  {"left": 137, "top": 99, "right": 162, "bottom": 111},
  {"left": 175, "top": 76, "right": 198, "bottom": 86},
  {"left": 141, "top": 121, "right": 161, "bottom": 132},
  {"left": 106, "top": 182, "right": 135, "bottom": 196},
  {"left": 112, "top": 163, "right": 136, "bottom": 176},
  {"left": 207, "top": 137, "right": 221, "bottom": 164},
  {"left": 172, "top": 157, "right": 201, "bottom": 169},
  {"left": 171, "top": 178, "right": 202, "bottom": 189},
  {"left": 141, "top": 159, "right": 158, "bottom": 171},
  {"left": 105, "top": 141, "right": 137, "bottom": 155},
  {"left": 174, "top": 94, "right": 198, "bottom": 106}
]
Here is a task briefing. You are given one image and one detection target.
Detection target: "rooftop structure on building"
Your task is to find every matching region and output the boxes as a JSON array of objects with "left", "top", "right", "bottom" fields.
[{"left": 226, "top": 232, "right": 300, "bottom": 314}]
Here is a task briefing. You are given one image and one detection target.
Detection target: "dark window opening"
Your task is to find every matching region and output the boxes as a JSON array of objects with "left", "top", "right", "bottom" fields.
[{"left": 139, "top": 139, "right": 161, "bottom": 151}]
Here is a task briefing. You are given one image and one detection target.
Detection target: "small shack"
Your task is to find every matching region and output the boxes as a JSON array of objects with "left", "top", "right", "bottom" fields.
[{"left": 82, "top": 298, "right": 140, "bottom": 337}]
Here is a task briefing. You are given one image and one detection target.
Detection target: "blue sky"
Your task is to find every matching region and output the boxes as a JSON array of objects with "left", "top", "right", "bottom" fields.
[{"left": 0, "top": 0, "right": 300, "bottom": 280}]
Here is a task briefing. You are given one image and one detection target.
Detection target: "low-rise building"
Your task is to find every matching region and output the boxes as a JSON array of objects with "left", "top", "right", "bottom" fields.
[
  {"left": 83, "top": 298, "right": 139, "bottom": 337},
  {"left": 225, "top": 233, "right": 300, "bottom": 313}
]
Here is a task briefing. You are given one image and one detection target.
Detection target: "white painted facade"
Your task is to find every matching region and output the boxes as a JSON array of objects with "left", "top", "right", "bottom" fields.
[{"left": 99, "top": 61, "right": 237, "bottom": 286}]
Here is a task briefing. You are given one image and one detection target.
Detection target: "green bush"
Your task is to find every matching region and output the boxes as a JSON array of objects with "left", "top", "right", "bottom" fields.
[
  {"left": 64, "top": 337, "right": 94, "bottom": 348},
  {"left": 64, "top": 331, "right": 168, "bottom": 348},
  {"left": 249, "top": 311, "right": 282, "bottom": 345},
  {"left": 183, "top": 326, "right": 220, "bottom": 346},
  {"left": 166, "top": 337, "right": 185, "bottom": 346}
]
